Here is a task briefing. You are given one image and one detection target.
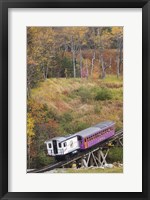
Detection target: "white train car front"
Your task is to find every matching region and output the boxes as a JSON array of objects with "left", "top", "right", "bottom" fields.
[{"left": 45, "top": 135, "right": 80, "bottom": 159}]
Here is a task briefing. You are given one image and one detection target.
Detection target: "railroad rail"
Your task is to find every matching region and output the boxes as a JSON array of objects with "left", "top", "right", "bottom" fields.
[{"left": 28, "top": 129, "right": 123, "bottom": 173}]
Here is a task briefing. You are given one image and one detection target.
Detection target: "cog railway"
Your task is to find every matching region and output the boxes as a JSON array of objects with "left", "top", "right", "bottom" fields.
[{"left": 28, "top": 128, "right": 123, "bottom": 173}]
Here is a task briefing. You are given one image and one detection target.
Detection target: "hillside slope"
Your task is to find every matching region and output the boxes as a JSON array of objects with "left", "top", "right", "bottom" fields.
[{"left": 27, "top": 76, "right": 123, "bottom": 168}]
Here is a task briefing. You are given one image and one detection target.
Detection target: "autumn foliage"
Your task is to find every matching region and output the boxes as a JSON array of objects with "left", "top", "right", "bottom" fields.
[{"left": 27, "top": 27, "right": 123, "bottom": 169}]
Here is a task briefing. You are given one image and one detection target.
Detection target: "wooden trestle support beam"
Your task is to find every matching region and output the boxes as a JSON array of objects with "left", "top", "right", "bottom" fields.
[{"left": 80, "top": 148, "right": 110, "bottom": 168}]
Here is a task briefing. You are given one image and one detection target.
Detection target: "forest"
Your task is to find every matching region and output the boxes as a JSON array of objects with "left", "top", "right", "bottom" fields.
[{"left": 27, "top": 27, "right": 123, "bottom": 169}]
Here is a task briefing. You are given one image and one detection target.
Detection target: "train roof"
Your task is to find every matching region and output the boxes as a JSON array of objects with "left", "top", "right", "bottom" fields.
[
  {"left": 45, "top": 121, "right": 115, "bottom": 143},
  {"left": 74, "top": 121, "right": 115, "bottom": 139},
  {"left": 45, "top": 134, "right": 77, "bottom": 143}
]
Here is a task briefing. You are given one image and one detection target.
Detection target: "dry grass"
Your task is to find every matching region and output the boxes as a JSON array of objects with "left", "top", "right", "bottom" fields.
[
  {"left": 50, "top": 167, "right": 123, "bottom": 173},
  {"left": 30, "top": 76, "right": 123, "bottom": 132}
]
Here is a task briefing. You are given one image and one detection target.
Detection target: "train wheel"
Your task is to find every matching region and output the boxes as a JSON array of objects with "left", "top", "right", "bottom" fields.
[
  {"left": 65, "top": 154, "right": 70, "bottom": 160},
  {"left": 55, "top": 157, "right": 60, "bottom": 162}
]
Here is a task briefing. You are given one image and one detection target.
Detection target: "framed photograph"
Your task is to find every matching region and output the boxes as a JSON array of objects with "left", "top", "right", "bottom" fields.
[{"left": 0, "top": 0, "right": 149, "bottom": 199}]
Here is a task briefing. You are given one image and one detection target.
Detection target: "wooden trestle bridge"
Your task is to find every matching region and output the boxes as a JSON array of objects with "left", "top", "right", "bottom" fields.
[{"left": 28, "top": 129, "right": 123, "bottom": 173}]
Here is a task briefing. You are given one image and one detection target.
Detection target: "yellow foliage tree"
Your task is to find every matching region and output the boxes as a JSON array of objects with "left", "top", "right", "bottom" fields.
[
  {"left": 27, "top": 113, "right": 35, "bottom": 138},
  {"left": 27, "top": 113, "right": 35, "bottom": 169}
]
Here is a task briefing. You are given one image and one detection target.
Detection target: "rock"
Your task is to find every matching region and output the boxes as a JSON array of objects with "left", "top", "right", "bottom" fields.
[
  {"left": 104, "top": 164, "right": 114, "bottom": 168},
  {"left": 99, "top": 166, "right": 104, "bottom": 169},
  {"left": 113, "top": 162, "right": 123, "bottom": 167},
  {"left": 113, "top": 162, "right": 117, "bottom": 166}
]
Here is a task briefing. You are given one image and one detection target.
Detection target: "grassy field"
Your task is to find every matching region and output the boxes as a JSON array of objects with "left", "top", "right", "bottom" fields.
[
  {"left": 46, "top": 167, "right": 123, "bottom": 173},
  {"left": 30, "top": 75, "right": 123, "bottom": 135},
  {"left": 66, "top": 167, "right": 123, "bottom": 173}
]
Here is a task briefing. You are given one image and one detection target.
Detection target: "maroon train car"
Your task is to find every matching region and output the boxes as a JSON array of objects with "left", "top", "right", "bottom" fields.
[{"left": 75, "top": 121, "right": 115, "bottom": 150}]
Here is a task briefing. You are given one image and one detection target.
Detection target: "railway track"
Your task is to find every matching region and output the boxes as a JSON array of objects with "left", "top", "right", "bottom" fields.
[
  {"left": 28, "top": 129, "right": 123, "bottom": 173},
  {"left": 29, "top": 161, "right": 64, "bottom": 173}
]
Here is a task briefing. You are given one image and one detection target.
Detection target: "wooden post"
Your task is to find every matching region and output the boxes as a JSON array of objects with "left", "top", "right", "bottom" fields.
[
  {"left": 89, "top": 155, "right": 94, "bottom": 167},
  {"left": 91, "top": 152, "right": 98, "bottom": 166},
  {"left": 100, "top": 149, "right": 109, "bottom": 166},
  {"left": 97, "top": 149, "right": 102, "bottom": 166}
]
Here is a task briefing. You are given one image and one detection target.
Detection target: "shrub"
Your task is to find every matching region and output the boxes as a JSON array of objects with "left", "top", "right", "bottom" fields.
[
  {"left": 90, "top": 86, "right": 100, "bottom": 94},
  {"left": 95, "top": 88, "right": 112, "bottom": 101},
  {"left": 34, "top": 152, "right": 55, "bottom": 168},
  {"left": 60, "top": 112, "right": 74, "bottom": 134},
  {"left": 73, "top": 121, "right": 89, "bottom": 132},
  {"left": 61, "top": 123, "right": 75, "bottom": 134},
  {"left": 61, "top": 112, "right": 73, "bottom": 123},
  {"left": 107, "top": 147, "right": 123, "bottom": 163},
  {"left": 94, "top": 104, "right": 101, "bottom": 114},
  {"left": 47, "top": 108, "right": 60, "bottom": 121},
  {"left": 75, "top": 87, "right": 92, "bottom": 103},
  {"left": 110, "top": 88, "right": 123, "bottom": 100}
]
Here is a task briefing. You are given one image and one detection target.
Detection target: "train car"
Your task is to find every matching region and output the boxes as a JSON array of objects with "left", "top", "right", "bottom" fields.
[
  {"left": 45, "top": 134, "right": 80, "bottom": 159},
  {"left": 45, "top": 121, "right": 115, "bottom": 159},
  {"left": 75, "top": 121, "right": 115, "bottom": 150}
]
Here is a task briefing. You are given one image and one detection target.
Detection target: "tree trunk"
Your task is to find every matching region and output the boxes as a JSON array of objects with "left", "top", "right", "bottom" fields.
[
  {"left": 80, "top": 48, "right": 83, "bottom": 78},
  {"left": 91, "top": 51, "right": 95, "bottom": 77},
  {"left": 101, "top": 57, "right": 106, "bottom": 79},
  {"left": 45, "top": 66, "right": 48, "bottom": 79},
  {"left": 72, "top": 51, "right": 76, "bottom": 78},
  {"left": 27, "top": 137, "right": 31, "bottom": 169},
  {"left": 119, "top": 40, "right": 123, "bottom": 75},
  {"left": 27, "top": 83, "right": 31, "bottom": 99},
  {"left": 86, "top": 59, "right": 89, "bottom": 79},
  {"left": 116, "top": 37, "right": 123, "bottom": 78},
  {"left": 116, "top": 54, "right": 120, "bottom": 78},
  {"left": 71, "top": 36, "right": 76, "bottom": 78}
]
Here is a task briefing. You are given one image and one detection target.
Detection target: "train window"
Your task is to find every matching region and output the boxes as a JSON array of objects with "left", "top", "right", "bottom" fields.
[
  {"left": 64, "top": 142, "right": 67, "bottom": 147},
  {"left": 78, "top": 136, "right": 82, "bottom": 141},
  {"left": 48, "top": 143, "right": 51, "bottom": 148},
  {"left": 59, "top": 143, "right": 61, "bottom": 148}
]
